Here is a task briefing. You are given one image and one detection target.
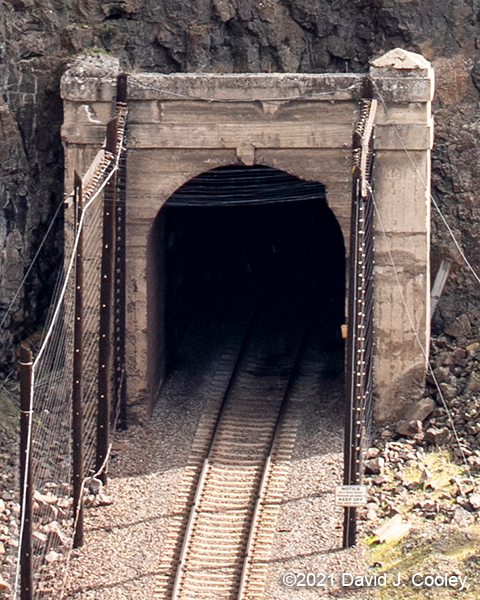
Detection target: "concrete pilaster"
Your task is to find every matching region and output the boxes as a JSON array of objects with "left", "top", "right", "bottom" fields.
[{"left": 370, "top": 48, "right": 434, "bottom": 422}]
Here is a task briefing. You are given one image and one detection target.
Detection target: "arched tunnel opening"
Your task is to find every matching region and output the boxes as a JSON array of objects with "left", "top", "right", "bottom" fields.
[{"left": 147, "top": 166, "right": 346, "bottom": 403}]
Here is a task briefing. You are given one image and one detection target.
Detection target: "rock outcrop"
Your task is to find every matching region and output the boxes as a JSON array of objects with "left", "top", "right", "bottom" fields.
[{"left": 1, "top": 0, "right": 480, "bottom": 370}]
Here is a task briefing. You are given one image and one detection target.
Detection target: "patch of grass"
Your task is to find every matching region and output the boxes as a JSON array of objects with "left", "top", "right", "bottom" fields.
[
  {"left": 431, "top": 525, "right": 480, "bottom": 559},
  {"left": 368, "top": 528, "right": 434, "bottom": 573},
  {"left": 363, "top": 448, "right": 480, "bottom": 599},
  {"left": 422, "top": 449, "right": 463, "bottom": 488},
  {"left": 364, "top": 520, "right": 480, "bottom": 599},
  {"left": 87, "top": 46, "right": 111, "bottom": 55},
  {"left": 399, "top": 448, "right": 462, "bottom": 489},
  {"left": 377, "top": 448, "right": 465, "bottom": 517},
  {"left": 70, "top": 46, "right": 112, "bottom": 59}
]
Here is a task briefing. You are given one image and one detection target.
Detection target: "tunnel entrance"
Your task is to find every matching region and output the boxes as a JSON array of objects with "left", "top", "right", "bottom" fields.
[
  {"left": 147, "top": 166, "right": 346, "bottom": 399},
  {"left": 63, "top": 60, "right": 434, "bottom": 422}
]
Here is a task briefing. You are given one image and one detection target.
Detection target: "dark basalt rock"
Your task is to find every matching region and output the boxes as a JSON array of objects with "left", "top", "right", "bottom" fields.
[{"left": 1, "top": 0, "right": 480, "bottom": 374}]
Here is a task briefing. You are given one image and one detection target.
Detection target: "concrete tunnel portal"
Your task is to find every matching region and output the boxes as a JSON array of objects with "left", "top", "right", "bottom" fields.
[
  {"left": 53, "top": 54, "right": 437, "bottom": 594},
  {"left": 62, "top": 52, "right": 434, "bottom": 424},
  {"left": 147, "top": 165, "right": 346, "bottom": 401}
]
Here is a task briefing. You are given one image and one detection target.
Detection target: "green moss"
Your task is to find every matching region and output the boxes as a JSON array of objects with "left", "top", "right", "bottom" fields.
[
  {"left": 422, "top": 449, "right": 463, "bottom": 486},
  {"left": 87, "top": 47, "right": 111, "bottom": 55}
]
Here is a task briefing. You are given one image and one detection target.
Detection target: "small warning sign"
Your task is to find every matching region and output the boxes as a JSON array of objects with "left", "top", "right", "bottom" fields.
[{"left": 335, "top": 485, "right": 367, "bottom": 507}]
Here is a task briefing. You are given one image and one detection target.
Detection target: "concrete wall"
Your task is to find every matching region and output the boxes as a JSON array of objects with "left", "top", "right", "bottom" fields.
[{"left": 60, "top": 48, "right": 434, "bottom": 424}]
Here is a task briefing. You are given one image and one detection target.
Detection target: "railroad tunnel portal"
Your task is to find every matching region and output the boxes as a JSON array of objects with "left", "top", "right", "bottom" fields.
[
  {"left": 61, "top": 48, "right": 435, "bottom": 424},
  {"left": 147, "top": 166, "right": 346, "bottom": 402}
]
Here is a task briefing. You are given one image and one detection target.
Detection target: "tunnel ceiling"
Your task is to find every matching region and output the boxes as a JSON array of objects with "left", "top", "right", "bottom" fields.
[{"left": 165, "top": 166, "right": 326, "bottom": 206}]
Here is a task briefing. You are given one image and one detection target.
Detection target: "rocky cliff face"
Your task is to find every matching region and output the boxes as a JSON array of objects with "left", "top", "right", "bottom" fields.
[{"left": 1, "top": 0, "right": 480, "bottom": 371}]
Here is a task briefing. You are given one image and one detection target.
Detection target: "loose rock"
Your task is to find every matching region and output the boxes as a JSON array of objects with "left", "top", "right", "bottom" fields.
[
  {"left": 365, "top": 457, "right": 385, "bottom": 475},
  {"left": 0, "top": 576, "right": 12, "bottom": 593},
  {"left": 468, "top": 493, "right": 480, "bottom": 510},
  {"left": 424, "top": 427, "right": 451, "bottom": 445},
  {"left": 366, "top": 447, "right": 380, "bottom": 459},
  {"left": 465, "top": 371, "right": 480, "bottom": 395},
  {"left": 396, "top": 419, "right": 422, "bottom": 437},
  {"left": 45, "top": 550, "right": 60, "bottom": 564},
  {"left": 396, "top": 398, "right": 436, "bottom": 437},
  {"left": 445, "top": 314, "right": 472, "bottom": 344},
  {"left": 453, "top": 505, "right": 474, "bottom": 526}
]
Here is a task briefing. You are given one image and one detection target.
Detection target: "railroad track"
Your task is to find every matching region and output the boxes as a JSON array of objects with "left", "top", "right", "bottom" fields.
[{"left": 155, "top": 294, "right": 310, "bottom": 600}]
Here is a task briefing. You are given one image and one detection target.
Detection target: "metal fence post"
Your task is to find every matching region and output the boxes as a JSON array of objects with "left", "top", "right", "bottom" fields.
[
  {"left": 96, "top": 117, "right": 118, "bottom": 483},
  {"left": 72, "top": 172, "right": 84, "bottom": 547},
  {"left": 343, "top": 81, "right": 376, "bottom": 548},
  {"left": 114, "top": 74, "right": 128, "bottom": 431},
  {"left": 343, "top": 165, "right": 360, "bottom": 548},
  {"left": 114, "top": 150, "right": 127, "bottom": 430},
  {"left": 19, "top": 345, "right": 33, "bottom": 600}
]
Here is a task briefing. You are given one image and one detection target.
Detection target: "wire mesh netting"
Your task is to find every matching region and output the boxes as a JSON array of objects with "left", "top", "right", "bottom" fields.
[
  {"left": 12, "top": 105, "right": 127, "bottom": 600},
  {"left": 29, "top": 199, "right": 102, "bottom": 596}
]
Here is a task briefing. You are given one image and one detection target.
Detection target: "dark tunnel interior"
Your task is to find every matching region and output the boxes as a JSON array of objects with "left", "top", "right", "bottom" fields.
[{"left": 150, "top": 166, "right": 346, "bottom": 389}]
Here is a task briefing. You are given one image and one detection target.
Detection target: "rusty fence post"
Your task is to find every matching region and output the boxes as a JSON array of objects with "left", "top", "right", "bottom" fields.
[
  {"left": 19, "top": 345, "right": 33, "bottom": 600},
  {"left": 343, "top": 167, "right": 361, "bottom": 549},
  {"left": 343, "top": 82, "right": 376, "bottom": 549},
  {"left": 114, "top": 145, "right": 127, "bottom": 430},
  {"left": 96, "top": 117, "right": 118, "bottom": 484},
  {"left": 72, "top": 172, "right": 84, "bottom": 547},
  {"left": 112, "top": 73, "right": 128, "bottom": 430}
]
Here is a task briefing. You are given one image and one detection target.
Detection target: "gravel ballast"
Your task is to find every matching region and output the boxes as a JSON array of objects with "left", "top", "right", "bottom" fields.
[{"left": 63, "top": 345, "right": 372, "bottom": 599}]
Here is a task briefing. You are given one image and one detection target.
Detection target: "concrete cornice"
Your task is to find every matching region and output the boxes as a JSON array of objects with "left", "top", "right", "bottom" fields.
[{"left": 61, "top": 48, "right": 434, "bottom": 105}]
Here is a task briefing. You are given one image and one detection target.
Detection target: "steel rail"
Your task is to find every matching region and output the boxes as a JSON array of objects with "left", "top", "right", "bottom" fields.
[
  {"left": 236, "top": 326, "right": 309, "bottom": 600},
  {"left": 170, "top": 309, "right": 310, "bottom": 599},
  {"left": 170, "top": 308, "right": 261, "bottom": 600}
]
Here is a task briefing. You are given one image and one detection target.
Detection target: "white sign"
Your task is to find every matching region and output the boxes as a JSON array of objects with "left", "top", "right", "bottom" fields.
[{"left": 335, "top": 485, "right": 367, "bottom": 507}]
